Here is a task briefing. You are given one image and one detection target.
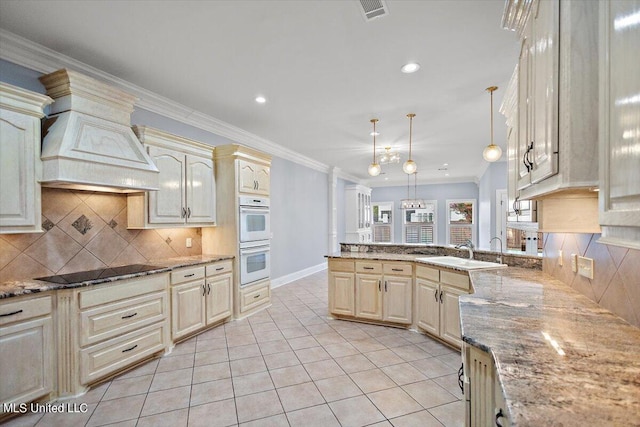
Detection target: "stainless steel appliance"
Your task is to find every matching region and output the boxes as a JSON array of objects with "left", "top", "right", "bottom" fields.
[
  {"left": 239, "top": 196, "right": 270, "bottom": 242},
  {"left": 239, "top": 241, "right": 270, "bottom": 286}
]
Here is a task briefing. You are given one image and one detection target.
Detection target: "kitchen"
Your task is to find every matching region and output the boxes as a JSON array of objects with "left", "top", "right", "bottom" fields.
[{"left": 1, "top": 1, "right": 639, "bottom": 426}]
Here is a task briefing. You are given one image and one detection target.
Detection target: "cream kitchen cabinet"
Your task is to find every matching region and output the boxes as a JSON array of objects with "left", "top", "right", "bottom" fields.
[
  {"left": 597, "top": 0, "right": 640, "bottom": 250},
  {"left": 503, "top": 0, "right": 599, "bottom": 201},
  {"left": 128, "top": 126, "right": 216, "bottom": 228},
  {"left": 328, "top": 259, "right": 355, "bottom": 317},
  {"left": 354, "top": 261, "right": 412, "bottom": 325},
  {"left": 0, "top": 294, "right": 55, "bottom": 412},
  {"left": 345, "top": 185, "right": 372, "bottom": 243},
  {"left": 171, "top": 261, "right": 232, "bottom": 341},
  {"left": 463, "top": 343, "right": 510, "bottom": 427},
  {"left": 0, "top": 83, "right": 52, "bottom": 234},
  {"left": 238, "top": 159, "right": 270, "bottom": 196},
  {"left": 416, "top": 265, "right": 469, "bottom": 348}
]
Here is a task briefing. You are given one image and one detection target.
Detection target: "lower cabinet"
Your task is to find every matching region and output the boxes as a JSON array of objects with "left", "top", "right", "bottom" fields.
[
  {"left": 0, "top": 295, "right": 54, "bottom": 412},
  {"left": 171, "top": 261, "right": 233, "bottom": 341},
  {"left": 239, "top": 280, "right": 270, "bottom": 314},
  {"left": 463, "top": 343, "right": 510, "bottom": 427},
  {"left": 416, "top": 265, "right": 469, "bottom": 348},
  {"left": 329, "top": 260, "right": 412, "bottom": 325}
]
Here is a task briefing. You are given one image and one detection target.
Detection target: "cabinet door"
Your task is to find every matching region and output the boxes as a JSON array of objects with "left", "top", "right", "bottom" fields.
[
  {"left": 467, "top": 345, "right": 496, "bottom": 427},
  {"left": 516, "top": 21, "right": 533, "bottom": 191},
  {"left": 186, "top": 154, "right": 216, "bottom": 224},
  {"left": 254, "top": 163, "right": 270, "bottom": 195},
  {"left": 382, "top": 275, "right": 412, "bottom": 324},
  {"left": 171, "top": 280, "right": 205, "bottom": 340},
  {"left": 238, "top": 160, "right": 257, "bottom": 194},
  {"left": 355, "top": 274, "right": 382, "bottom": 320},
  {"left": 416, "top": 278, "right": 439, "bottom": 336},
  {"left": 0, "top": 109, "right": 38, "bottom": 230},
  {"left": 329, "top": 272, "right": 355, "bottom": 316},
  {"left": 148, "top": 146, "right": 185, "bottom": 224},
  {"left": 530, "top": 0, "right": 559, "bottom": 184},
  {"left": 0, "top": 316, "right": 54, "bottom": 405},
  {"left": 205, "top": 273, "right": 232, "bottom": 325},
  {"left": 440, "top": 285, "right": 466, "bottom": 348}
]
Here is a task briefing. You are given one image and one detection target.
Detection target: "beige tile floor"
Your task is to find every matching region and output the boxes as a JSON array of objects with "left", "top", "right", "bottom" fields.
[{"left": 3, "top": 270, "right": 465, "bottom": 427}]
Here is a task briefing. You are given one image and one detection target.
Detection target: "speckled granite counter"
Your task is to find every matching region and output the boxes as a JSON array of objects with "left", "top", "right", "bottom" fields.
[
  {"left": 0, "top": 255, "right": 234, "bottom": 299},
  {"left": 462, "top": 268, "right": 640, "bottom": 426},
  {"left": 326, "top": 252, "right": 427, "bottom": 262}
]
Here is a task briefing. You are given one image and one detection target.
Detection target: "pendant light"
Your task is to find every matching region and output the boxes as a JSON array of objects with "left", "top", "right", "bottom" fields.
[
  {"left": 367, "top": 118, "right": 381, "bottom": 176},
  {"left": 403, "top": 113, "right": 417, "bottom": 174},
  {"left": 482, "top": 86, "right": 503, "bottom": 162}
]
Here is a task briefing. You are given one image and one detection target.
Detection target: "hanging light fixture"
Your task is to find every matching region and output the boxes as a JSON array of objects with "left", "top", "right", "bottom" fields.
[
  {"left": 403, "top": 113, "right": 417, "bottom": 174},
  {"left": 400, "top": 171, "right": 426, "bottom": 209},
  {"left": 379, "top": 146, "right": 400, "bottom": 164},
  {"left": 367, "top": 118, "right": 381, "bottom": 176},
  {"left": 482, "top": 86, "right": 503, "bottom": 162}
]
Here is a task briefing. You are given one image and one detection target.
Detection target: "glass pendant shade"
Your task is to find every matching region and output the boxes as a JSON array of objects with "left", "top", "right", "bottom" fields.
[
  {"left": 483, "top": 86, "right": 502, "bottom": 162},
  {"left": 404, "top": 113, "right": 417, "bottom": 174},
  {"left": 368, "top": 163, "right": 382, "bottom": 176}
]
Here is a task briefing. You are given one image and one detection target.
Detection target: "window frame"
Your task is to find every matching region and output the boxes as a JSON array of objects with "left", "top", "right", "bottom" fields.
[
  {"left": 446, "top": 199, "right": 476, "bottom": 246},
  {"left": 402, "top": 200, "right": 438, "bottom": 244}
]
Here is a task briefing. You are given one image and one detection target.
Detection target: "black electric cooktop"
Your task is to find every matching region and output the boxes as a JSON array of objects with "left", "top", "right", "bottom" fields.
[{"left": 35, "top": 264, "right": 163, "bottom": 285}]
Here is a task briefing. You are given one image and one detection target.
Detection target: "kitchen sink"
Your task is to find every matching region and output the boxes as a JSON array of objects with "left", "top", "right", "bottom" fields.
[{"left": 415, "top": 256, "right": 507, "bottom": 270}]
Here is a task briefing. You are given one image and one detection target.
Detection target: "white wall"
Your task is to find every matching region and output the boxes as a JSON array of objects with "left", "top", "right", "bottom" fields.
[{"left": 477, "top": 162, "right": 507, "bottom": 249}]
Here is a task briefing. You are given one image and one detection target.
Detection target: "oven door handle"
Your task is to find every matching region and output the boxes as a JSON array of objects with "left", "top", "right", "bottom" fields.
[
  {"left": 241, "top": 246, "right": 271, "bottom": 255},
  {"left": 240, "top": 207, "right": 270, "bottom": 214}
]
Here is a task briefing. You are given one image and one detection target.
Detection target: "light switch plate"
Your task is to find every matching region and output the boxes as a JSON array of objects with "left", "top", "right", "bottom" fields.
[
  {"left": 558, "top": 250, "right": 563, "bottom": 267},
  {"left": 571, "top": 254, "right": 578, "bottom": 273},
  {"left": 186, "top": 238, "right": 192, "bottom": 248},
  {"left": 578, "top": 256, "right": 594, "bottom": 279}
]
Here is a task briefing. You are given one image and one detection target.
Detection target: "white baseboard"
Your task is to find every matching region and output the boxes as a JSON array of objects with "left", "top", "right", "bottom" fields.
[{"left": 271, "top": 262, "right": 328, "bottom": 289}]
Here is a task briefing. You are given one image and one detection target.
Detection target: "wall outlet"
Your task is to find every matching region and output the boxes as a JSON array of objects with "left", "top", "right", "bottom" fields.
[
  {"left": 578, "top": 256, "right": 594, "bottom": 279},
  {"left": 571, "top": 254, "right": 578, "bottom": 273},
  {"left": 558, "top": 250, "right": 563, "bottom": 267},
  {"left": 186, "top": 238, "right": 192, "bottom": 248}
]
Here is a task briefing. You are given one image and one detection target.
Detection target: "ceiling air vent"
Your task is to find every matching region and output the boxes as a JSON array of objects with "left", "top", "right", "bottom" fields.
[{"left": 358, "top": 0, "right": 389, "bottom": 21}]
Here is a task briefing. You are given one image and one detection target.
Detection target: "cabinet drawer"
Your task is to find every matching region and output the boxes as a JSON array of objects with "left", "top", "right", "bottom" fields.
[
  {"left": 79, "top": 291, "right": 168, "bottom": 347},
  {"left": 80, "top": 322, "right": 166, "bottom": 385},
  {"left": 240, "top": 282, "right": 270, "bottom": 313},
  {"left": 206, "top": 261, "right": 233, "bottom": 277},
  {"left": 440, "top": 271, "right": 470, "bottom": 290},
  {"left": 383, "top": 263, "right": 412, "bottom": 276},
  {"left": 171, "top": 266, "right": 205, "bottom": 285},
  {"left": 416, "top": 265, "right": 440, "bottom": 282},
  {"left": 79, "top": 275, "right": 168, "bottom": 309},
  {"left": 0, "top": 295, "right": 52, "bottom": 327},
  {"left": 329, "top": 259, "right": 355, "bottom": 273},
  {"left": 355, "top": 261, "right": 382, "bottom": 274}
]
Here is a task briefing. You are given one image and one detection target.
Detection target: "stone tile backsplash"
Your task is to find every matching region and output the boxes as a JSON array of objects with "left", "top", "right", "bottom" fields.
[
  {"left": 543, "top": 232, "right": 640, "bottom": 328},
  {"left": 0, "top": 188, "right": 203, "bottom": 282}
]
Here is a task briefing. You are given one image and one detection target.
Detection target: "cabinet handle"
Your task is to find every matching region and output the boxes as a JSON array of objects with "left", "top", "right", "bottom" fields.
[
  {"left": 363, "top": 266, "right": 374, "bottom": 270},
  {"left": 182, "top": 207, "right": 187, "bottom": 218},
  {"left": 121, "top": 312, "right": 138, "bottom": 319},
  {"left": 458, "top": 364, "right": 464, "bottom": 394},
  {"left": 391, "top": 268, "right": 403, "bottom": 272},
  {"left": 378, "top": 280, "right": 381, "bottom": 292},
  {"left": 184, "top": 273, "right": 195, "bottom": 277},
  {"left": 495, "top": 409, "right": 505, "bottom": 427},
  {"left": 513, "top": 196, "right": 521, "bottom": 216},
  {"left": 187, "top": 207, "right": 191, "bottom": 218},
  {"left": 207, "top": 283, "right": 211, "bottom": 295},
  {"left": 215, "top": 267, "right": 224, "bottom": 271},
  {"left": 384, "top": 280, "right": 388, "bottom": 292},
  {"left": 0, "top": 309, "right": 23, "bottom": 317},
  {"left": 203, "top": 284, "right": 206, "bottom": 296},
  {"left": 523, "top": 141, "right": 534, "bottom": 172},
  {"left": 439, "top": 290, "right": 443, "bottom": 303},
  {"left": 122, "top": 344, "right": 138, "bottom": 353},
  {"left": 254, "top": 294, "right": 260, "bottom": 299},
  {"left": 434, "top": 289, "right": 438, "bottom": 302}
]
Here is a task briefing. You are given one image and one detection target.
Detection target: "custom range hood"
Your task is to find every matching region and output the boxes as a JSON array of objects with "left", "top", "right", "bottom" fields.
[{"left": 39, "top": 69, "right": 159, "bottom": 192}]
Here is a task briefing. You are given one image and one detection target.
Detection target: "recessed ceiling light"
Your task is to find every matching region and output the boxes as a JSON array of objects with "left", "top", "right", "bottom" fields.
[
  {"left": 443, "top": 163, "right": 448, "bottom": 166},
  {"left": 370, "top": 131, "right": 380, "bottom": 136},
  {"left": 401, "top": 62, "right": 420, "bottom": 74},
  {"left": 255, "top": 96, "right": 266, "bottom": 104},
  {"left": 445, "top": 173, "right": 450, "bottom": 176}
]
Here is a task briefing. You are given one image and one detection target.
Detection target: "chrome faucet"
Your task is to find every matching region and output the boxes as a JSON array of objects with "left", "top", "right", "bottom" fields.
[
  {"left": 490, "top": 237, "right": 504, "bottom": 264},
  {"left": 455, "top": 239, "right": 475, "bottom": 259}
]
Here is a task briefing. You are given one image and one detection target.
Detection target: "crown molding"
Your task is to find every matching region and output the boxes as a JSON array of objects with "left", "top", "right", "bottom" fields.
[
  {"left": 0, "top": 29, "right": 330, "bottom": 174},
  {"left": 366, "top": 175, "right": 480, "bottom": 188}
]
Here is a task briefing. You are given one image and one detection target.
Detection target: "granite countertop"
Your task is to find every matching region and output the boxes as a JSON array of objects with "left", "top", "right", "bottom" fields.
[
  {"left": 462, "top": 268, "right": 640, "bottom": 426},
  {"left": 326, "top": 252, "right": 427, "bottom": 262},
  {"left": 0, "top": 254, "right": 234, "bottom": 299}
]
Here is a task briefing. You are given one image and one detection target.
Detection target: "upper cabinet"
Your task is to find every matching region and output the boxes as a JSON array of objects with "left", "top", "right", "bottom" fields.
[
  {"left": 238, "top": 159, "right": 270, "bottom": 196},
  {"left": 503, "top": 0, "right": 600, "bottom": 200},
  {"left": 345, "top": 184, "right": 372, "bottom": 243},
  {"left": 0, "top": 83, "right": 53, "bottom": 234},
  {"left": 127, "top": 126, "right": 216, "bottom": 228},
  {"left": 597, "top": 0, "right": 640, "bottom": 249}
]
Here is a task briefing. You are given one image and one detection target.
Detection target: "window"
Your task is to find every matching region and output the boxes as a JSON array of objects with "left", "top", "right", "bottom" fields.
[
  {"left": 403, "top": 201, "right": 437, "bottom": 244},
  {"left": 446, "top": 199, "right": 475, "bottom": 246},
  {"left": 372, "top": 202, "right": 393, "bottom": 243}
]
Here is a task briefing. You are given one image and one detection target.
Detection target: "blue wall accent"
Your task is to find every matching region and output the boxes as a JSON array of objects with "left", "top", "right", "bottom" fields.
[{"left": 372, "top": 182, "right": 479, "bottom": 245}]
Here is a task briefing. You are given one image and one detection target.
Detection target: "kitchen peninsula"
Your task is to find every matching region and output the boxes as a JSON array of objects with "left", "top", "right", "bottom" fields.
[{"left": 327, "top": 243, "right": 640, "bottom": 425}]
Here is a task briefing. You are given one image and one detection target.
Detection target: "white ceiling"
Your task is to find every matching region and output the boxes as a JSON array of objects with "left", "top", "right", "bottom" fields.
[{"left": 0, "top": 0, "right": 519, "bottom": 186}]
